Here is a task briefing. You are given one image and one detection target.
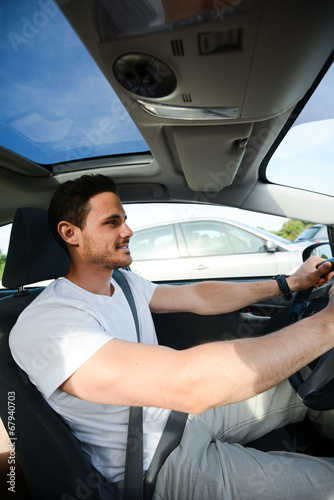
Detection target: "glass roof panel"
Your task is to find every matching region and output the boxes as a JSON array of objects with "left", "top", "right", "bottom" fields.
[{"left": 0, "top": 0, "right": 148, "bottom": 165}]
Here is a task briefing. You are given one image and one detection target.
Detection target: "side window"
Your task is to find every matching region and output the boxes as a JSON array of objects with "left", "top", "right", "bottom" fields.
[
  {"left": 130, "top": 224, "right": 179, "bottom": 261},
  {"left": 312, "top": 243, "right": 332, "bottom": 260},
  {"left": 181, "top": 221, "right": 234, "bottom": 256},
  {"left": 224, "top": 223, "right": 267, "bottom": 254},
  {"left": 0, "top": 224, "right": 11, "bottom": 287},
  {"left": 317, "top": 225, "right": 328, "bottom": 241}
]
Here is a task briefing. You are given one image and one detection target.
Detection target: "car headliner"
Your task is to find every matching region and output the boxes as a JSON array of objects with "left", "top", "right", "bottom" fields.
[{"left": 0, "top": 0, "right": 333, "bottom": 227}]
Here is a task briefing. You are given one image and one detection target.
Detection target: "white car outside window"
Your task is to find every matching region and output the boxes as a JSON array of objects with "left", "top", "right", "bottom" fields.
[{"left": 129, "top": 218, "right": 313, "bottom": 282}]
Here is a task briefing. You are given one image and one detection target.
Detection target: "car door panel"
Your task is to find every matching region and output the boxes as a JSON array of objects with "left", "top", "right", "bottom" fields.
[
  {"left": 188, "top": 253, "right": 279, "bottom": 280},
  {"left": 274, "top": 251, "right": 303, "bottom": 275},
  {"left": 131, "top": 257, "right": 192, "bottom": 281},
  {"left": 153, "top": 280, "right": 291, "bottom": 350},
  {"left": 178, "top": 220, "right": 281, "bottom": 280}
]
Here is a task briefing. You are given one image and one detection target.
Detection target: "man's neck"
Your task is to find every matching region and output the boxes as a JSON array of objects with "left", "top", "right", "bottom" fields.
[{"left": 65, "top": 265, "right": 114, "bottom": 296}]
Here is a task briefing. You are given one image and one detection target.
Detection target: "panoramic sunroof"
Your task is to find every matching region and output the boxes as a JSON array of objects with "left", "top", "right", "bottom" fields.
[{"left": 0, "top": 0, "right": 148, "bottom": 166}]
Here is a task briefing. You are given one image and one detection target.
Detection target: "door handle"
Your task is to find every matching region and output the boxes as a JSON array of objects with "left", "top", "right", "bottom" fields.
[
  {"left": 239, "top": 311, "right": 271, "bottom": 321},
  {"left": 192, "top": 264, "right": 209, "bottom": 270}
]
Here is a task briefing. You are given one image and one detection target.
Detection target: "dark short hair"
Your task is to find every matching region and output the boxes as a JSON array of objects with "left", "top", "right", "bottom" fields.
[{"left": 48, "top": 174, "right": 117, "bottom": 251}]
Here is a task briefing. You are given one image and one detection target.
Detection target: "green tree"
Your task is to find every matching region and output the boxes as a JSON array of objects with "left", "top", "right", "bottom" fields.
[
  {"left": 0, "top": 250, "right": 6, "bottom": 281},
  {"left": 271, "top": 220, "right": 312, "bottom": 241}
]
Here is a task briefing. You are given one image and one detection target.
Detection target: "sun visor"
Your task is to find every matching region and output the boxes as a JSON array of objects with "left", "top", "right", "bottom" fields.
[{"left": 173, "top": 123, "right": 253, "bottom": 191}]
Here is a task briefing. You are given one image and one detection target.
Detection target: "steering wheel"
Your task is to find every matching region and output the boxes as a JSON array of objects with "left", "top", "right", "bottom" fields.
[{"left": 287, "top": 258, "right": 334, "bottom": 411}]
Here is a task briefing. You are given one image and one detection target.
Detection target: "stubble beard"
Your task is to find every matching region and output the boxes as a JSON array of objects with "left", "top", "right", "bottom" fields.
[{"left": 83, "top": 234, "right": 132, "bottom": 270}]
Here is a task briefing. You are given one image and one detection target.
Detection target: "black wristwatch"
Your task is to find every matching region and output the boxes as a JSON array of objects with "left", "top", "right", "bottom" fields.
[{"left": 272, "top": 274, "right": 292, "bottom": 301}]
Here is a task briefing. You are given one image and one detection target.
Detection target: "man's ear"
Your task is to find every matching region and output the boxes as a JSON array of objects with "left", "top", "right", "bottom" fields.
[{"left": 57, "top": 221, "right": 79, "bottom": 246}]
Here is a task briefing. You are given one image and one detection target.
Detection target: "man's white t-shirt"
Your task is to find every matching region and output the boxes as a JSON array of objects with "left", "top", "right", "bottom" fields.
[{"left": 9, "top": 270, "right": 170, "bottom": 483}]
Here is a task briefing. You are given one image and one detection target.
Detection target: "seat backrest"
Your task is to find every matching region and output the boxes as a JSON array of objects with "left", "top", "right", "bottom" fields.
[{"left": 0, "top": 208, "right": 101, "bottom": 499}]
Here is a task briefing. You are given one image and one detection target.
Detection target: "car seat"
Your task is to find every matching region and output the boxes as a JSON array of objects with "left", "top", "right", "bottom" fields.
[{"left": 0, "top": 207, "right": 101, "bottom": 500}]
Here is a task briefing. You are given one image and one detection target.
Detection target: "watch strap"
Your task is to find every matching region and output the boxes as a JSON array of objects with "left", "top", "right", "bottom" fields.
[{"left": 273, "top": 274, "right": 292, "bottom": 301}]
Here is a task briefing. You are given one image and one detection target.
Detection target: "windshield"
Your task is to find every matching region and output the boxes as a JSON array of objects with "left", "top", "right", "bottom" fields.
[
  {"left": 298, "top": 227, "right": 321, "bottom": 239},
  {"left": 0, "top": 0, "right": 148, "bottom": 166}
]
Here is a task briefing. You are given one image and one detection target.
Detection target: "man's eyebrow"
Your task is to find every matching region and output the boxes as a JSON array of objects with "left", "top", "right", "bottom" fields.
[{"left": 103, "top": 214, "right": 127, "bottom": 222}]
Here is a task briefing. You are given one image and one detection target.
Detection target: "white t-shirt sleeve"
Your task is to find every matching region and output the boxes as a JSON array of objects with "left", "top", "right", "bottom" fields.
[
  {"left": 10, "top": 300, "right": 113, "bottom": 400},
  {"left": 10, "top": 272, "right": 158, "bottom": 401}
]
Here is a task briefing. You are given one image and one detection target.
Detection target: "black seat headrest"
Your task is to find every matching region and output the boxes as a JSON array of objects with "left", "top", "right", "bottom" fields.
[{"left": 2, "top": 207, "right": 70, "bottom": 288}]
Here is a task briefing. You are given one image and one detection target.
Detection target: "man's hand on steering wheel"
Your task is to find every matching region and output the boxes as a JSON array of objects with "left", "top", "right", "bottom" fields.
[{"left": 287, "top": 255, "right": 334, "bottom": 293}]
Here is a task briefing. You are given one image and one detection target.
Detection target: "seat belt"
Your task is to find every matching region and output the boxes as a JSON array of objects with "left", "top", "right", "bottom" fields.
[
  {"left": 112, "top": 269, "right": 188, "bottom": 500},
  {"left": 113, "top": 269, "right": 143, "bottom": 500},
  {"left": 144, "top": 410, "right": 188, "bottom": 500}
]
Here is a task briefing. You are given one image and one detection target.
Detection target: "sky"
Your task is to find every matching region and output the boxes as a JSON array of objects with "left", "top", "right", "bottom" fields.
[
  {"left": 0, "top": 0, "right": 147, "bottom": 164},
  {"left": 268, "top": 119, "right": 334, "bottom": 196}
]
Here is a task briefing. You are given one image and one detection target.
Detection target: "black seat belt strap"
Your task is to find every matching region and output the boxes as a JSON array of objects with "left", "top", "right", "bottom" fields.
[
  {"left": 113, "top": 269, "right": 140, "bottom": 342},
  {"left": 144, "top": 410, "right": 188, "bottom": 500},
  {"left": 112, "top": 269, "right": 143, "bottom": 500},
  {"left": 112, "top": 270, "right": 188, "bottom": 500},
  {"left": 122, "top": 406, "right": 144, "bottom": 500}
]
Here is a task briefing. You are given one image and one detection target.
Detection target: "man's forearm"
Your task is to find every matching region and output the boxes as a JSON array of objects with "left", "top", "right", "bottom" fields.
[
  {"left": 188, "top": 279, "right": 283, "bottom": 315},
  {"left": 150, "top": 258, "right": 333, "bottom": 316},
  {"left": 151, "top": 278, "right": 285, "bottom": 315},
  {"left": 180, "top": 308, "right": 333, "bottom": 414},
  {"left": 191, "top": 258, "right": 333, "bottom": 315},
  {"left": 59, "top": 305, "right": 334, "bottom": 414}
]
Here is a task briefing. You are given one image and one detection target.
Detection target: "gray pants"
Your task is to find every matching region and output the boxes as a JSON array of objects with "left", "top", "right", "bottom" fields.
[{"left": 153, "top": 380, "right": 334, "bottom": 500}]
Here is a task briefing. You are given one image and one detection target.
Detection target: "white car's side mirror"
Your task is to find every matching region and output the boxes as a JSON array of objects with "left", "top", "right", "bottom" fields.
[{"left": 266, "top": 240, "right": 278, "bottom": 253}]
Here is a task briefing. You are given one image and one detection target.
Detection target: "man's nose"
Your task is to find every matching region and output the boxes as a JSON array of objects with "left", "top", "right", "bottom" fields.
[{"left": 120, "top": 222, "right": 133, "bottom": 238}]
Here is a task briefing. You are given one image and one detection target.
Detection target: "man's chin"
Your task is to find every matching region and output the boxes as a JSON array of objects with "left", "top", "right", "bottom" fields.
[{"left": 112, "top": 255, "right": 132, "bottom": 270}]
